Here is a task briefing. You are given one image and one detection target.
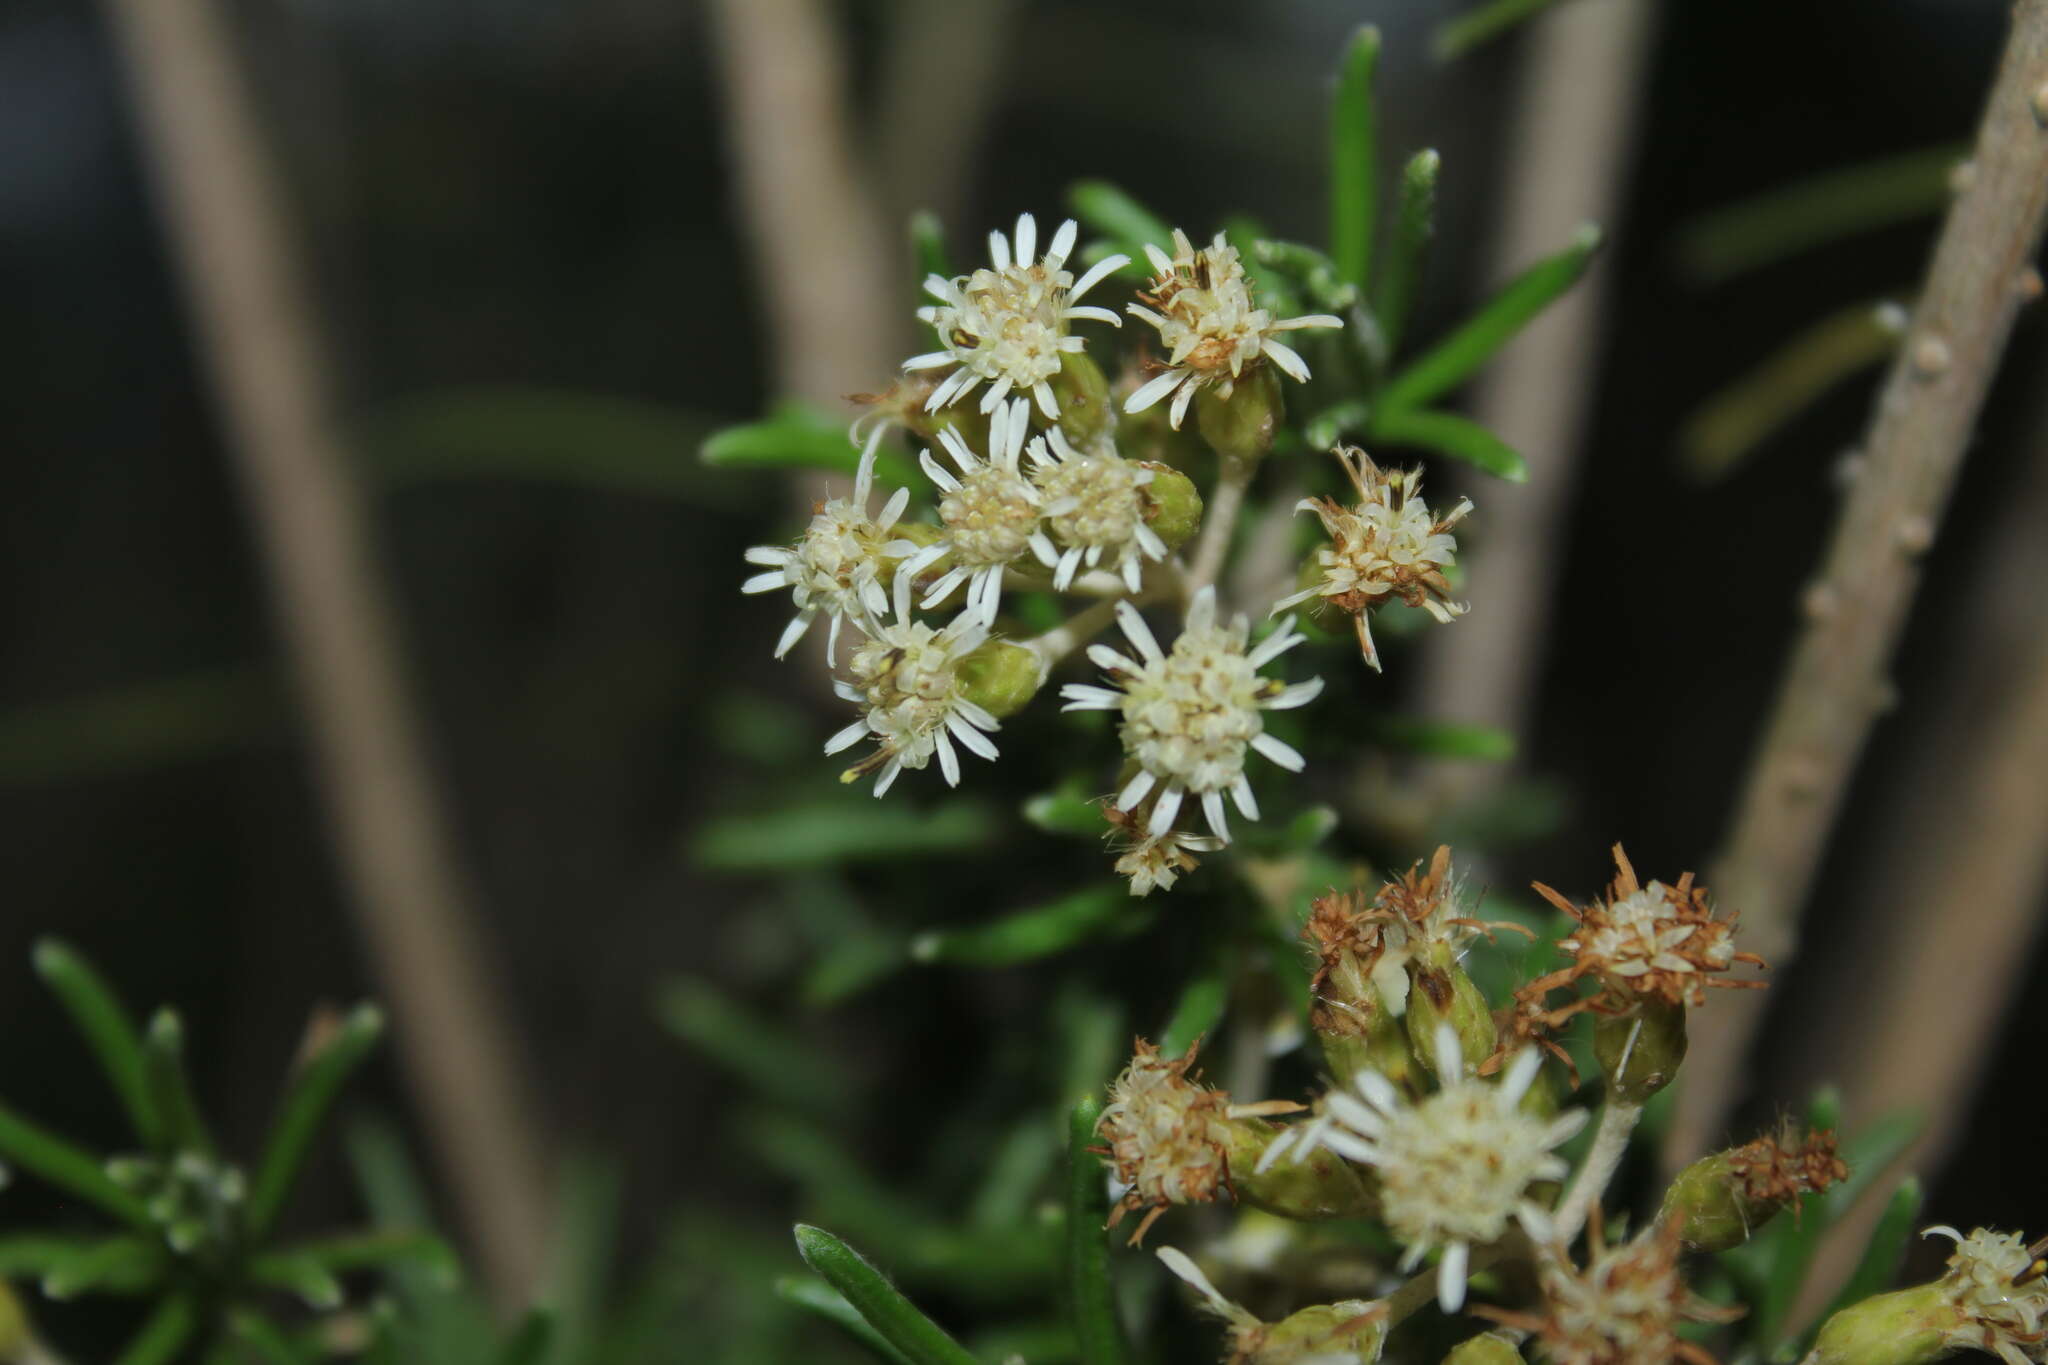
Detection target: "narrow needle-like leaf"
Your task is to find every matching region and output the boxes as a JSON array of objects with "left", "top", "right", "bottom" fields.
[
  {"left": 1065, "top": 1099, "right": 1134, "bottom": 1365},
  {"left": 245, "top": 1004, "right": 385, "bottom": 1241},
  {"left": 32, "top": 939, "right": 160, "bottom": 1147},
  {"left": 1376, "top": 149, "right": 1441, "bottom": 354},
  {"left": 0, "top": 1102, "right": 153, "bottom": 1228},
  {"left": 1330, "top": 27, "right": 1382, "bottom": 288},
  {"left": 793, "top": 1225, "right": 979, "bottom": 1365},
  {"left": 776, "top": 1275, "right": 916, "bottom": 1365},
  {"left": 1369, "top": 408, "right": 1529, "bottom": 483},
  {"left": 113, "top": 1292, "right": 200, "bottom": 1365}
]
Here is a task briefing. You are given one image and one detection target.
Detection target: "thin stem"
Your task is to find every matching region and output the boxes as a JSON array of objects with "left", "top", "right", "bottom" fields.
[
  {"left": 1555, "top": 1100, "right": 1642, "bottom": 1244},
  {"left": 1184, "top": 461, "right": 1254, "bottom": 603},
  {"left": 1669, "top": 0, "right": 2048, "bottom": 1169},
  {"left": 1027, "top": 597, "right": 1127, "bottom": 668},
  {"left": 1382, "top": 1234, "right": 1521, "bottom": 1330}
]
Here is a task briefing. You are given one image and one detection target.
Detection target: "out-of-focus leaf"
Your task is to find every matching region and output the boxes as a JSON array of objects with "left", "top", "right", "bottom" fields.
[
  {"left": 910, "top": 211, "right": 953, "bottom": 288},
  {"left": 1330, "top": 26, "right": 1382, "bottom": 288},
  {"left": 0, "top": 1102, "right": 152, "bottom": 1228},
  {"left": 1252, "top": 240, "right": 1358, "bottom": 313},
  {"left": 708, "top": 693, "right": 815, "bottom": 768},
  {"left": 1817, "top": 1175, "right": 1922, "bottom": 1333},
  {"left": 228, "top": 1308, "right": 315, "bottom": 1365},
  {"left": 1362, "top": 715, "right": 1516, "bottom": 761},
  {"left": 1066, "top": 181, "right": 1171, "bottom": 278},
  {"left": 1678, "top": 300, "right": 1903, "bottom": 480},
  {"left": 794, "top": 1226, "right": 980, "bottom": 1365},
  {"left": 702, "top": 402, "right": 917, "bottom": 488},
  {"left": 1377, "top": 149, "right": 1441, "bottom": 353},
  {"left": 1434, "top": 774, "right": 1571, "bottom": 849},
  {"left": 1303, "top": 397, "right": 1374, "bottom": 451},
  {"left": 1023, "top": 785, "right": 1107, "bottom": 839},
  {"left": 911, "top": 887, "right": 1149, "bottom": 967},
  {"left": 1378, "top": 224, "right": 1601, "bottom": 415},
  {"left": 658, "top": 979, "right": 852, "bottom": 1116},
  {"left": 967, "top": 1121, "right": 1058, "bottom": 1234},
  {"left": 691, "top": 799, "right": 1000, "bottom": 870},
  {"left": 362, "top": 387, "right": 745, "bottom": 504},
  {"left": 344, "top": 1117, "right": 494, "bottom": 1352},
  {"left": 1369, "top": 408, "right": 1528, "bottom": 482},
  {"left": 1064, "top": 1099, "right": 1135, "bottom": 1365},
  {"left": 496, "top": 1312, "right": 556, "bottom": 1365},
  {"left": 1674, "top": 143, "right": 1963, "bottom": 284},
  {"left": 141, "top": 1010, "right": 213, "bottom": 1159},
  {"left": 113, "top": 1293, "right": 199, "bottom": 1365},
  {"left": 249, "top": 1230, "right": 460, "bottom": 1295},
  {"left": 1224, "top": 215, "right": 1304, "bottom": 319},
  {"left": 33, "top": 940, "right": 158, "bottom": 1147},
  {"left": 1053, "top": 987, "right": 1123, "bottom": 1104},
  {"left": 0, "top": 666, "right": 275, "bottom": 786},
  {"left": 37, "top": 1234, "right": 166, "bottom": 1300},
  {"left": 247, "top": 1003, "right": 384, "bottom": 1240},
  {"left": 1434, "top": 0, "right": 1577, "bottom": 58},
  {"left": 1159, "top": 965, "right": 1229, "bottom": 1057},
  {"left": 776, "top": 1275, "right": 914, "bottom": 1365}
]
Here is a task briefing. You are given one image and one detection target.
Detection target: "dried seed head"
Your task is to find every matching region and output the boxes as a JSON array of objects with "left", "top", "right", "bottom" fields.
[
  {"left": 1663, "top": 1127, "right": 1848, "bottom": 1251},
  {"left": 1486, "top": 1216, "right": 1735, "bottom": 1365}
]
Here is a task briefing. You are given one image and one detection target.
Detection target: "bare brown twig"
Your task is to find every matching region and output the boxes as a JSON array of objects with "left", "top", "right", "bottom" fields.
[
  {"left": 99, "top": 0, "right": 551, "bottom": 1305},
  {"left": 1667, "top": 0, "right": 2048, "bottom": 1168}
]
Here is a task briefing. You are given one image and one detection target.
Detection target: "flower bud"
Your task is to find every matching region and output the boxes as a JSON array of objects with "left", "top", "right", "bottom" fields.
[
  {"left": 1660, "top": 1128, "right": 1848, "bottom": 1252},
  {"left": 1441, "top": 1332, "right": 1524, "bottom": 1364},
  {"left": 1405, "top": 943, "right": 1497, "bottom": 1085},
  {"left": 1592, "top": 997, "right": 1685, "bottom": 1104},
  {"left": 956, "top": 640, "right": 1045, "bottom": 720},
  {"left": 1138, "top": 462, "right": 1203, "bottom": 551},
  {"left": 1051, "top": 350, "right": 1114, "bottom": 445},
  {"left": 1243, "top": 1300, "right": 1387, "bottom": 1365},
  {"left": 1804, "top": 1285, "right": 1954, "bottom": 1365},
  {"left": 1226, "top": 1119, "right": 1380, "bottom": 1223},
  {"left": 1195, "top": 364, "right": 1283, "bottom": 468}
]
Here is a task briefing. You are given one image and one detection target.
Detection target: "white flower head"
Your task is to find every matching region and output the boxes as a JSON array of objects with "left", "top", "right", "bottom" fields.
[
  {"left": 1260, "top": 1026, "right": 1587, "bottom": 1314},
  {"left": 1272, "top": 448, "right": 1471, "bottom": 671},
  {"left": 1923, "top": 1225, "right": 2048, "bottom": 1365},
  {"left": 1060, "top": 586, "right": 1323, "bottom": 844},
  {"left": 898, "top": 399, "right": 1049, "bottom": 626},
  {"left": 1124, "top": 229, "right": 1343, "bottom": 430},
  {"left": 1498, "top": 1216, "right": 1733, "bottom": 1365},
  {"left": 742, "top": 426, "right": 915, "bottom": 661},
  {"left": 824, "top": 568, "right": 1001, "bottom": 796},
  {"left": 905, "top": 213, "right": 1128, "bottom": 420},
  {"left": 1110, "top": 822, "right": 1225, "bottom": 898},
  {"left": 1027, "top": 426, "right": 1170, "bottom": 593}
]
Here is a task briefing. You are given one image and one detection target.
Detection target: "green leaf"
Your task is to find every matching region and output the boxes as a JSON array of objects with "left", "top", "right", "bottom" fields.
[
  {"left": 0, "top": 1101, "right": 153, "bottom": 1228},
  {"left": 909, "top": 210, "right": 953, "bottom": 285},
  {"left": 1159, "top": 966, "right": 1229, "bottom": 1058},
  {"left": 247, "top": 1251, "right": 344, "bottom": 1309},
  {"left": 1674, "top": 143, "right": 1963, "bottom": 284},
  {"left": 656, "top": 979, "right": 851, "bottom": 1116},
  {"left": 1677, "top": 300, "right": 1903, "bottom": 481},
  {"left": 245, "top": 1004, "right": 384, "bottom": 1241},
  {"left": 1376, "top": 149, "right": 1440, "bottom": 353},
  {"left": 968, "top": 1122, "right": 1059, "bottom": 1235},
  {"left": 1303, "top": 398, "right": 1374, "bottom": 452},
  {"left": 793, "top": 1225, "right": 980, "bottom": 1365},
  {"left": 36, "top": 1234, "right": 167, "bottom": 1300},
  {"left": 911, "top": 887, "right": 1149, "bottom": 968},
  {"left": 114, "top": 1293, "right": 200, "bottom": 1365},
  {"left": 1223, "top": 216, "right": 1304, "bottom": 319},
  {"left": 141, "top": 1009, "right": 214, "bottom": 1158},
  {"left": 1368, "top": 408, "right": 1529, "bottom": 482},
  {"left": 775, "top": 1275, "right": 915, "bottom": 1365},
  {"left": 1361, "top": 714, "right": 1516, "bottom": 761},
  {"left": 1066, "top": 181, "right": 1172, "bottom": 277},
  {"left": 1818, "top": 1175, "right": 1922, "bottom": 1331},
  {"left": 496, "top": 1311, "right": 557, "bottom": 1365},
  {"left": 227, "top": 1308, "right": 314, "bottom": 1365},
  {"left": 33, "top": 939, "right": 159, "bottom": 1147},
  {"left": 1433, "top": 0, "right": 1575, "bottom": 59},
  {"left": 361, "top": 387, "right": 742, "bottom": 505},
  {"left": 249, "top": 1229, "right": 460, "bottom": 1289},
  {"left": 1378, "top": 224, "right": 1601, "bottom": 415},
  {"left": 1330, "top": 27, "right": 1382, "bottom": 288},
  {"left": 1023, "top": 788, "right": 1107, "bottom": 839},
  {"left": 691, "top": 798, "right": 1000, "bottom": 870},
  {"left": 0, "top": 666, "right": 275, "bottom": 786},
  {"left": 1064, "top": 1100, "right": 1134, "bottom": 1365},
  {"left": 702, "top": 402, "right": 917, "bottom": 488}
]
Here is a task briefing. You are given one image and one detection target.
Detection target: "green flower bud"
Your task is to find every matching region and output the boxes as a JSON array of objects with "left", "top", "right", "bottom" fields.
[
  {"left": 1227, "top": 1119, "right": 1380, "bottom": 1222},
  {"left": 1440, "top": 1331, "right": 1524, "bottom": 1364},
  {"left": 1244, "top": 1299, "right": 1387, "bottom": 1365},
  {"left": 1805, "top": 1285, "right": 1955, "bottom": 1365},
  {"left": 1405, "top": 943, "right": 1497, "bottom": 1084},
  {"left": 956, "top": 640, "right": 1044, "bottom": 719},
  {"left": 1592, "top": 997, "right": 1686, "bottom": 1104},
  {"left": 1195, "top": 364, "right": 1284, "bottom": 469},
  {"left": 1661, "top": 1126, "right": 1847, "bottom": 1251},
  {"left": 1051, "top": 349, "right": 1113, "bottom": 445},
  {"left": 1138, "top": 462, "right": 1203, "bottom": 551}
]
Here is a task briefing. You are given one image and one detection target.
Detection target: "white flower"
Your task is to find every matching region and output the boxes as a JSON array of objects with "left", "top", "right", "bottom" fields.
[
  {"left": 1271, "top": 448, "right": 1470, "bottom": 670},
  {"left": 1112, "top": 827, "right": 1224, "bottom": 898},
  {"left": 1060, "top": 587, "right": 1322, "bottom": 843},
  {"left": 1923, "top": 1226, "right": 2048, "bottom": 1365},
  {"left": 904, "top": 213, "right": 1128, "bottom": 420},
  {"left": 741, "top": 427, "right": 915, "bottom": 662},
  {"left": 898, "top": 399, "right": 1050, "bottom": 625},
  {"left": 1260, "top": 1026, "right": 1586, "bottom": 1314},
  {"left": 824, "top": 569, "right": 1001, "bottom": 796},
  {"left": 1027, "top": 427, "right": 1170, "bottom": 593},
  {"left": 1124, "top": 229, "right": 1343, "bottom": 429}
]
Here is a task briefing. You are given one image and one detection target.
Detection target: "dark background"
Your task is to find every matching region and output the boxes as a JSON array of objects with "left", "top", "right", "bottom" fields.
[{"left": 2, "top": 0, "right": 2041, "bottom": 1352}]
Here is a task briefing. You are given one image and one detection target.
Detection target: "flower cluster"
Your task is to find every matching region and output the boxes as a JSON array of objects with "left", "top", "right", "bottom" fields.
[
  {"left": 1487, "top": 1212, "right": 1739, "bottom": 1365},
  {"left": 1923, "top": 1226, "right": 2048, "bottom": 1365},
  {"left": 1275, "top": 446, "right": 1472, "bottom": 670}
]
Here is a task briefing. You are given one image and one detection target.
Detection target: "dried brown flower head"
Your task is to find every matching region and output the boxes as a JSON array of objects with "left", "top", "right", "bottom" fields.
[
  {"left": 1727, "top": 1126, "right": 1849, "bottom": 1214},
  {"left": 1527, "top": 844, "right": 1766, "bottom": 1011}
]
